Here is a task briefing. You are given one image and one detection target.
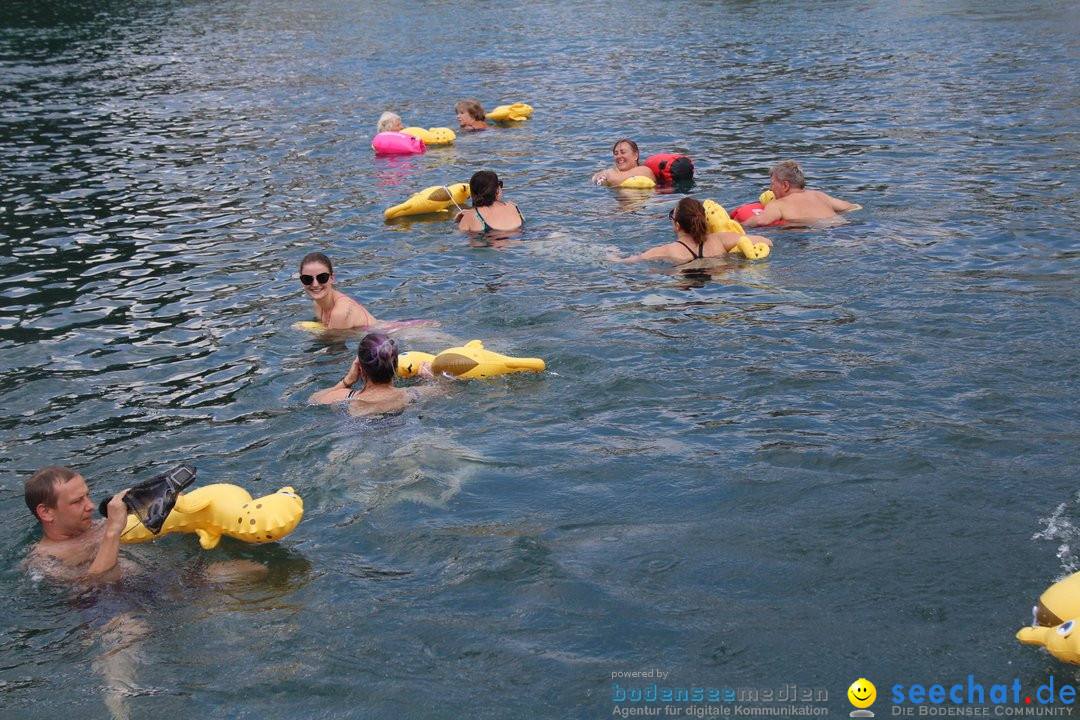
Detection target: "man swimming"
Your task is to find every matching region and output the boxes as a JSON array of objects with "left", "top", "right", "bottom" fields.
[
  {"left": 24, "top": 465, "right": 130, "bottom": 582},
  {"left": 743, "top": 159, "right": 860, "bottom": 227}
]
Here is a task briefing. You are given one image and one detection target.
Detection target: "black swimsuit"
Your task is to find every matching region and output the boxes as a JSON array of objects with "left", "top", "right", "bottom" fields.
[
  {"left": 676, "top": 240, "right": 704, "bottom": 260},
  {"left": 474, "top": 204, "right": 524, "bottom": 233}
]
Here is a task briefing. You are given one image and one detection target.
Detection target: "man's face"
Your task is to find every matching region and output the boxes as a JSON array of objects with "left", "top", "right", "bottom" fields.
[
  {"left": 40, "top": 474, "right": 95, "bottom": 537},
  {"left": 769, "top": 174, "right": 789, "bottom": 198}
]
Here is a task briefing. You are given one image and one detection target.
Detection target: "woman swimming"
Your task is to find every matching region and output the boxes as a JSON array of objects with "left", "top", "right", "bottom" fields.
[
  {"left": 308, "top": 333, "right": 433, "bottom": 416},
  {"left": 591, "top": 139, "right": 656, "bottom": 186},
  {"left": 613, "top": 197, "right": 773, "bottom": 263},
  {"left": 299, "top": 252, "right": 376, "bottom": 330},
  {"left": 456, "top": 170, "right": 523, "bottom": 234}
]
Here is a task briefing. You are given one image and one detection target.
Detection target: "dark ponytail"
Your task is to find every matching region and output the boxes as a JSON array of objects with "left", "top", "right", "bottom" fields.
[{"left": 673, "top": 198, "right": 708, "bottom": 245}]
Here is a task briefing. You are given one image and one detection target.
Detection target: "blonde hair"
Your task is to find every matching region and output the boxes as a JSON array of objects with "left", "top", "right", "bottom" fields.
[{"left": 377, "top": 111, "right": 402, "bottom": 133}]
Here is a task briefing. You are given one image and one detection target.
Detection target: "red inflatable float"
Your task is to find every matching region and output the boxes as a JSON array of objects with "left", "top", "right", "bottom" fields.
[{"left": 644, "top": 153, "right": 694, "bottom": 184}]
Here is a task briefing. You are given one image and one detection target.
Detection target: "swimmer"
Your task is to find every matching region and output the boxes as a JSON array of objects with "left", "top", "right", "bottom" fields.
[
  {"left": 455, "top": 170, "right": 524, "bottom": 233},
  {"left": 299, "top": 251, "right": 377, "bottom": 330},
  {"left": 591, "top": 139, "right": 657, "bottom": 187},
  {"left": 742, "top": 159, "right": 860, "bottom": 227},
  {"left": 23, "top": 466, "right": 130, "bottom": 582},
  {"left": 612, "top": 197, "right": 773, "bottom": 263},
  {"left": 376, "top": 111, "right": 405, "bottom": 133},
  {"left": 309, "top": 333, "right": 438, "bottom": 416},
  {"left": 455, "top": 99, "right": 489, "bottom": 132}
]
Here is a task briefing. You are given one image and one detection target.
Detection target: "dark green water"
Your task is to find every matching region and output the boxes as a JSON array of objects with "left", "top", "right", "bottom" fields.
[{"left": 1, "top": 0, "right": 1078, "bottom": 717}]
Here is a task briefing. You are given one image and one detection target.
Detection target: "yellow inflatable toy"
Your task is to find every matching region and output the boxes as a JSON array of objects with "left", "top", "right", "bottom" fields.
[
  {"left": 617, "top": 175, "right": 657, "bottom": 189},
  {"left": 702, "top": 199, "right": 771, "bottom": 260},
  {"left": 402, "top": 126, "right": 457, "bottom": 146},
  {"left": 397, "top": 340, "right": 545, "bottom": 380},
  {"left": 1028, "top": 571, "right": 1080, "bottom": 627},
  {"left": 293, "top": 321, "right": 328, "bottom": 333},
  {"left": 1017, "top": 620, "right": 1080, "bottom": 665},
  {"left": 120, "top": 484, "right": 304, "bottom": 550},
  {"left": 384, "top": 183, "right": 471, "bottom": 220},
  {"left": 760, "top": 189, "right": 776, "bottom": 205},
  {"left": 485, "top": 103, "right": 533, "bottom": 122}
]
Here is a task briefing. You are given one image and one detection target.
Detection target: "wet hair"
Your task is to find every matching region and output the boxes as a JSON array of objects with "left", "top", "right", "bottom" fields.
[
  {"left": 25, "top": 466, "right": 78, "bottom": 520},
  {"left": 300, "top": 251, "right": 333, "bottom": 274},
  {"left": 672, "top": 197, "right": 709, "bottom": 245},
  {"left": 377, "top": 111, "right": 402, "bottom": 133},
  {"left": 771, "top": 160, "right": 806, "bottom": 189},
  {"left": 455, "top": 100, "right": 485, "bottom": 121},
  {"left": 469, "top": 170, "right": 502, "bottom": 207},
  {"left": 357, "top": 333, "right": 399, "bottom": 385},
  {"left": 612, "top": 139, "right": 640, "bottom": 163}
]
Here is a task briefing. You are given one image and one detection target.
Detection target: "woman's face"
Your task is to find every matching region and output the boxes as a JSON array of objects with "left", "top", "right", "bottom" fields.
[
  {"left": 388, "top": 117, "right": 403, "bottom": 132},
  {"left": 456, "top": 109, "right": 473, "bottom": 127},
  {"left": 613, "top": 142, "right": 638, "bottom": 171},
  {"left": 300, "top": 261, "right": 333, "bottom": 299}
]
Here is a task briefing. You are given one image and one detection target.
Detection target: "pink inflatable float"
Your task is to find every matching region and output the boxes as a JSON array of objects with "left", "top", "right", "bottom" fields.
[{"left": 372, "top": 131, "right": 426, "bottom": 155}]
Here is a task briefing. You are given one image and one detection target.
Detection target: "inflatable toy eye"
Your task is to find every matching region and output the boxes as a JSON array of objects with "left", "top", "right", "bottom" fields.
[{"left": 1058, "top": 621, "right": 1075, "bottom": 636}]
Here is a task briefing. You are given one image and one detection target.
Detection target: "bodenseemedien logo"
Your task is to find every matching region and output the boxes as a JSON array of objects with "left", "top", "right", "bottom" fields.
[{"left": 849, "top": 678, "right": 877, "bottom": 717}]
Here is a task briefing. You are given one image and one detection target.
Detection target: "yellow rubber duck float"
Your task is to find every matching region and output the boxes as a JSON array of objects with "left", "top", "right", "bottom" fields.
[
  {"left": 485, "top": 103, "right": 533, "bottom": 122},
  {"left": 1015, "top": 571, "right": 1080, "bottom": 665},
  {"left": 1017, "top": 620, "right": 1080, "bottom": 665},
  {"left": 401, "top": 126, "right": 457, "bottom": 146},
  {"left": 702, "top": 199, "right": 771, "bottom": 260},
  {"left": 120, "top": 484, "right": 304, "bottom": 550},
  {"left": 384, "top": 182, "right": 471, "bottom": 220},
  {"left": 397, "top": 340, "right": 545, "bottom": 380}
]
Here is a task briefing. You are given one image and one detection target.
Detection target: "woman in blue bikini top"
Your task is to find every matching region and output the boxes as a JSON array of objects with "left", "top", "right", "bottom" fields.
[{"left": 456, "top": 170, "right": 523, "bottom": 234}]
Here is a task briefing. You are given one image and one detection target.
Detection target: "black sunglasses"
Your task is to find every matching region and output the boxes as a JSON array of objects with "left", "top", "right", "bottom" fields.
[
  {"left": 668, "top": 209, "right": 675, "bottom": 220},
  {"left": 300, "top": 272, "right": 331, "bottom": 285}
]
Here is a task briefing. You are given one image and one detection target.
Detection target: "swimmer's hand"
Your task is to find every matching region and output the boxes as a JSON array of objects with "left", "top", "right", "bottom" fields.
[
  {"left": 592, "top": 171, "right": 609, "bottom": 186},
  {"left": 342, "top": 358, "right": 361, "bottom": 388},
  {"left": 104, "top": 490, "right": 130, "bottom": 532},
  {"left": 453, "top": 211, "right": 465, "bottom": 223}
]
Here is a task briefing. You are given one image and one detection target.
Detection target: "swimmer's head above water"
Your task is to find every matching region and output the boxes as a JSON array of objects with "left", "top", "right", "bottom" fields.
[{"left": 357, "top": 333, "right": 399, "bottom": 385}]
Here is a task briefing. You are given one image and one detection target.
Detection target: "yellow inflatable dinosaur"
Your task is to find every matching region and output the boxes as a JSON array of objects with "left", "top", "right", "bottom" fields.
[
  {"left": 1017, "top": 620, "right": 1080, "bottom": 665},
  {"left": 702, "top": 199, "right": 771, "bottom": 260},
  {"left": 485, "top": 103, "right": 533, "bottom": 122},
  {"left": 401, "top": 126, "right": 457, "bottom": 146},
  {"left": 397, "top": 340, "right": 545, "bottom": 380},
  {"left": 120, "top": 484, "right": 304, "bottom": 550},
  {"left": 384, "top": 183, "right": 471, "bottom": 220}
]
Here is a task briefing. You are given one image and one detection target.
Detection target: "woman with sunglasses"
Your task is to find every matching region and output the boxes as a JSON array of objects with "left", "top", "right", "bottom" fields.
[
  {"left": 614, "top": 197, "right": 772, "bottom": 263},
  {"left": 308, "top": 333, "right": 434, "bottom": 415},
  {"left": 455, "top": 170, "right": 523, "bottom": 233},
  {"left": 591, "top": 139, "right": 656, "bottom": 187},
  {"left": 299, "top": 252, "right": 376, "bottom": 330}
]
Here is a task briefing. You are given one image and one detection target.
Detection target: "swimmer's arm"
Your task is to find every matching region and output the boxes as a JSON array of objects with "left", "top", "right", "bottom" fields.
[
  {"left": 309, "top": 358, "right": 360, "bottom": 404},
  {"left": 610, "top": 244, "right": 680, "bottom": 263},
  {"left": 457, "top": 209, "right": 482, "bottom": 232},
  {"left": 325, "top": 302, "right": 355, "bottom": 330},
  {"left": 828, "top": 195, "right": 861, "bottom": 213},
  {"left": 592, "top": 166, "right": 656, "bottom": 186},
  {"left": 84, "top": 490, "right": 129, "bottom": 580},
  {"left": 742, "top": 201, "right": 783, "bottom": 227}
]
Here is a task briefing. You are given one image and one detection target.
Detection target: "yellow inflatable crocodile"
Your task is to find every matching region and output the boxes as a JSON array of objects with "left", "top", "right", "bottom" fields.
[
  {"left": 384, "top": 183, "right": 471, "bottom": 220},
  {"left": 485, "top": 103, "right": 533, "bottom": 122},
  {"left": 120, "top": 484, "right": 304, "bottom": 550},
  {"left": 397, "top": 340, "right": 545, "bottom": 380},
  {"left": 401, "top": 126, "right": 456, "bottom": 146}
]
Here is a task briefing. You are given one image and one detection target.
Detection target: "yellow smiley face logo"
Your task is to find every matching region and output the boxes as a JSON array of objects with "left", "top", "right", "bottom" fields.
[{"left": 848, "top": 678, "right": 876, "bottom": 708}]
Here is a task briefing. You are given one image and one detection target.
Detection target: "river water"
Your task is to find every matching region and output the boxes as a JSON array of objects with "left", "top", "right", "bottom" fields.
[{"left": 1, "top": 0, "right": 1079, "bottom": 717}]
